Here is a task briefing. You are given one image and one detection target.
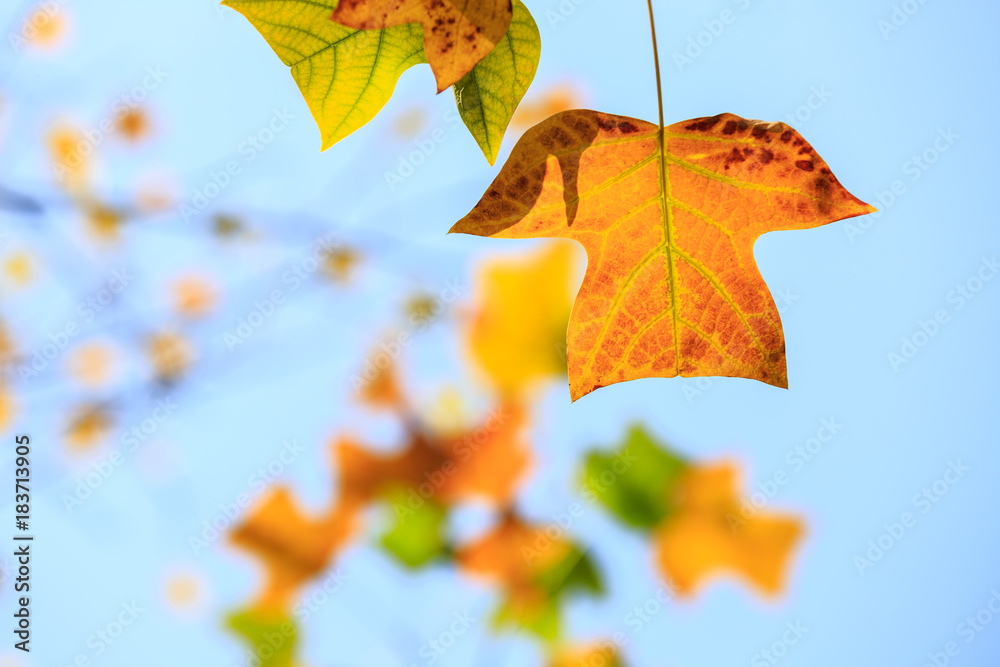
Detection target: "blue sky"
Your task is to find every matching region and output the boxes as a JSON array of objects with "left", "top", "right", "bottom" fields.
[{"left": 1, "top": 0, "right": 999, "bottom": 665}]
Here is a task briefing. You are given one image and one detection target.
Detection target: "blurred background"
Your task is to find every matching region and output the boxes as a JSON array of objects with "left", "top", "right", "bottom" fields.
[{"left": 0, "top": 0, "right": 998, "bottom": 665}]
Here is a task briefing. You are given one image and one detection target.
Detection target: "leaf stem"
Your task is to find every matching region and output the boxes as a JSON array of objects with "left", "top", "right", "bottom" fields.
[{"left": 645, "top": 0, "right": 665, "bottom": 132}]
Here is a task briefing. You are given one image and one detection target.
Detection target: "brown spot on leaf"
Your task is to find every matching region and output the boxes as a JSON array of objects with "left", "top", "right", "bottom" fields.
[
  {"left": 722, "top": 120, "right": 739, "bottom": 135},
  {"left": 780, "top": 131, "right": 793, "bottom": 143},
  {"left": 759, "top": 148, "right": 774, "bottom": 165},
  {"left": 795, "top": 160, "right": 814, "bottom": 172},
  {"left": 684, "top": 116, "right": 721, "bottom": 132}
]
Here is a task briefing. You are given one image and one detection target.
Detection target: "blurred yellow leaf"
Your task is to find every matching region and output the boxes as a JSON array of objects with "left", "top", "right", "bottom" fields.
[
  {"left": 64, "top": 404, "right": 112, "bottom": 452},
  {"left": 66, "top": 341, "right": 116, "bottom": 388},
  {"left": 21, "top": 6, "right": 69, "bottom": 50},
  {"left": 2, "top": 252, "right": 35, "bottom": 288},
  {"left": 404, "top": 292, "right": 441, "bottom": 326},
  {"left": 468, "top": 240, "right": 577, "bottom": 395},
  {"left": 47, "top": 124, "right": 89, "bottom": 190},
  {"left": 0, "top": 385, "right": 16, "bottom": 434},
  {"left": 212, "top": 214, "right": 246, "bottom": 239},
  {"left": 653, "top": 461, "right": 804, "bottom": 597},
  {"left": 549, "top": 642, "right": 623, "bottom": 667},
  {"left": 147, "top": 331, "right": 193, "bottom": 384},
  {"left": 172, "top": 275, "right": 218, "bottom": 319},
  {"left": 84, "top": 203, "right": 123, "bottom": 242},
  {"left": 322, "top": 247, "right": 359, "bottom": 284}
]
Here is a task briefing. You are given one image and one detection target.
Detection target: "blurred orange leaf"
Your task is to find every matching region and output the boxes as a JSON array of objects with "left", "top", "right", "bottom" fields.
[
  {"left": 147, "top": 331, "right": 193, "bottom": 384},
  {"left": 654, "top": 461, "right": 804, "bottom": 597},
  {"left": 230, "top": 488, "right": 354, "bottom": 610}
]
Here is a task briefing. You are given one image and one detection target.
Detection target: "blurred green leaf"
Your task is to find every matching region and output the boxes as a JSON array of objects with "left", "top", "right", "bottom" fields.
[
  {"left": 494, "top": 545, "right": 604, "bottom": 641},
  {"left": 227, "top": 608, "right": 298, "bottom": 667},
  {"left": 379, "top": 489, "right": 448, "bottom": 568},
  {"left": 582, "top": 425, "right": 689, "bottom": 530}
]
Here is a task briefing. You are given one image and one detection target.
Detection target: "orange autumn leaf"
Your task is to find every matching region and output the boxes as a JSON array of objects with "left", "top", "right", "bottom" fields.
[
  {"left": 230, "top": 487, "right": 353, "bottom": 610},
  {"left": 114, "top": 107, "right": 151, "bottom": 142},
  {"left": 172, "top": 275, "right": 218, "bottom": 318},
  {"left": 355, "top": 353, "right": 406, "bottom": 411},
  {"left": 437, "top": 401, "right": 529, "bottom": 503},
  {"left": 653, "top": 461, "right": 803, "bottom": 597},
  {"left": 331, "top": 0, "right": 512, "bottom": 92},
  {"left": 334, "top": 401, "right": 530, "bottom": 507},
  {"left": 457, "top": 513, "right": 572, "bottom": 592},
  {"left": 64, "top": 404, "right": 112, "bottom": 452},
  {"left": 451, "top": 111, "right": 875, "bottom": 400}
]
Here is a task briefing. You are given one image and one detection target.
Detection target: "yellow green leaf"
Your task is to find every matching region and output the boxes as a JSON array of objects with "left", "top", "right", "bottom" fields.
[
  {"left": 453, "top": 0, "right": 541, "bottom": 164},
  {"left": 227, "top": 608, "right": 298, "bottom": 667},
  {"left": 222, "top": 0, "right": 427, "bottom": 150}
]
